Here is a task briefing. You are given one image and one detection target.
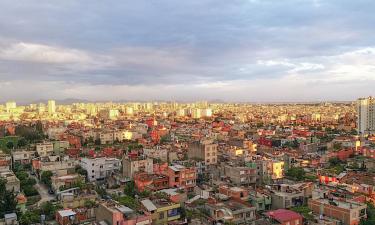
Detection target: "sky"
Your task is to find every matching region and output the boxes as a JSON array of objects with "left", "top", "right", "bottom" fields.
[{"left": 0, "top": 0, "right": 374, "bottom": 103}]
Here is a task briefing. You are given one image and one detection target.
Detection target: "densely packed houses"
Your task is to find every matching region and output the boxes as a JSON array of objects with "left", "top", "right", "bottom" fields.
[{"left": 1, "top": 99, "right": 375, "bottom": 225}]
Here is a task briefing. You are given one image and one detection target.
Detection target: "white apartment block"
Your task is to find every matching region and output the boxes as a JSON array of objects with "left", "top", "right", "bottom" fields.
[
  {"left": 80, "top": 157, "right": 121, "bottom": 181},
  {"left": 357, "top": 97, "right": 375, "bottom": 135}
]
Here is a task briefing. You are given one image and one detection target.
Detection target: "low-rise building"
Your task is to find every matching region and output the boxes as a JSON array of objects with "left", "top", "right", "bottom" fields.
[
  {"left": 134, "top": 173, "right": 169, "bottom": 192},
  {"left": 36, "top": 142, "right": 54, "bottom": 157},
  {"left": 96, "top": 200, "right": 152, "bottom": 225},
  {"left": 223, "top": 165, "right": 257, "bottom": 185},
  {"left": 0, "top": 170, "right": 20, "bottom": 192},
  {"left": 188, "top": 139, "right": 218, "bottom": 165},
  {"left": 205, "top": 199, "right": 257, "bottom": 225},
  {"left": 249, "top": 192, "right": 272, "bottom": 212},
  {"left": 11, "top": 150, "right": 35, "bottom": 165},
  {"left": 165, "top": 164, "right": 197, "bottom": 191},
  {"left": 141, "top": 198, "right": 181, "bottom": 225},
  {"left": 80, "top": 157, "right": 121, "bottom": 182},
  {"left": 270, "top": 185, "right": 305, "bottom": 209},
  {"left": 51, "top": 173, "right": 85, "bottom": 192},
  {"left": 265, "top": 209, "right": 303, "bottom": 225},
  {"left": 308, "top": 198, "right": 367, "bottom": 225},
  {"left": 122, "top": 157, "right": 153, "bottom": 178},
  {"left": 219, "top": 185, "right": 249, "bottom": 200}
]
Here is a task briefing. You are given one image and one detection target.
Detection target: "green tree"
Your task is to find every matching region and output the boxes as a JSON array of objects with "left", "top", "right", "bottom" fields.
[
  {"left": 285, "top": 167, "right": 306, "bottom": 181},
  {"left": 19, "top": 210, "right": 40, "bottom": 225},
  {"left": 20, "top": 177, "right": 37, "bottom": 187},
  {"left": 95, "top": 185, "right": 107, "bottom": 198},
  {"left": 17, "top": 138, "right": 27, "bottom": 147},
  {"left": 139, "top": 190, "right": 151, "bottom": 198},
  {"left": 6, "top": 141, "right": 14, "bottom": 149},
  {"left": 124, "top": 181, "right": 136, "bottom": 197},
  {"left": 0, "top": 178, "right": 18, "bottom": 218},
  {"left": 333, "top": 142, "right": 342, "bottom": 151},
  {"left": 118, "top": 195, "right": 140, "bottom": 210},
  {"left": 84, "top": 199, "right": 96, "bottom": 208},
  {"left": 41, "top": 171, "right": 53, "bottom": 187},
  {"left": 23, "top": 185, "right": 39, "bottom": 196},
  {"left": 291, "top": 206, "right": 314, "bottom": 220},
  {"left": 328, "top": 157, "right": 342, "bottom": 166},
  {"left": 40, "top": 201, "right": 62, "bottom": 220},
  {"left": 15, "top": 171, "right": 29, "bottom": 181},
  {"left": 360, "top": 202, "right": 375, "bottom": 225}
]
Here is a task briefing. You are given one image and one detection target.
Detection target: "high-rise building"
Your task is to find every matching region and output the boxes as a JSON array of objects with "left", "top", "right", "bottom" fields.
[
  {"left": 5, "top": 101, "right": 16, "bottom": 112},
  {"left": 357, "top": 96, "right": 375, "bottom": 135},
  {"left": 48, "top": 100, "right": 56, "bottom": 115}
]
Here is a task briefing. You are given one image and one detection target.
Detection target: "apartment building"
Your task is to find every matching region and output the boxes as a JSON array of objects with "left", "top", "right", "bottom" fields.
[
  {"left": 51, "top": 173, "right": 85, "bottom": 192},
  {"left": 205, "top": 199, "right": 257, "bottom": 225},
  {"left": 270, "top": 185, "right": 305, "bottom": 209},
  {"left": 80, "top": 157, "right": 121, "bottom": 182},
  {"left": 33, "top": 159, "right": 77, "bottom": 177},
  {"left": 141, "top": 198, "right": 181, "bottom": 225},
  {"left": 165, "top": 164, "right": 197, "bottom": 191},
  {"left": 96, "top": 201, "right": 152, "bottom": 225},
  {"left": 0, "top": 170, "right": 20, "bottom": 192},
  {"left": 12, "top": 150, "right": 35, "bottom": 165},
  {"left": 36, "top": 142, "right": 54, "bottom": 157},
  {"left": 122, "top": 157, "right": 153, "bottom": 178},
  {"left": 223, "top": 165, "right": 257, "bottom": 185},
  {"left": 357, "top": 96, "right": 375, "bottom": 135},
  {"left": 308, "top": 198, "right": 367, "bottom": 225},
  {"left": 188, "top": 139, "right": 218, "bottom": 165},
  {"left": 219, "top": 185, "right": 249, "bottom": 200}
]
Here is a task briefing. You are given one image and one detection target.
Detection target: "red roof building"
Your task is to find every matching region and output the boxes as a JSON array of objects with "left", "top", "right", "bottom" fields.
[{"left": 265, "top": 209, "right": 303, "bottom": 225}]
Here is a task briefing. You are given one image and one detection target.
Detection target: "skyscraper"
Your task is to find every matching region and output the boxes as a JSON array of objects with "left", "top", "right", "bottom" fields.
[
  {"left": 357, "top": 96, "right": 375, "bottom": 135},
  {"left": 48, "top": 100, "right": 56, "bottom": 115}
]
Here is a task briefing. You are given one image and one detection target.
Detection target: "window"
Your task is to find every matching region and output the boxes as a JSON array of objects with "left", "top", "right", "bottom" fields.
[
  {"left": 295, "top": 219, "right": 300, "bottom": 225},
  {"left": 286, "top": 222, "right": 290, "bottom": 225},
  {"left": 159, "top": 212, "right": 164, "bottom": 219}
]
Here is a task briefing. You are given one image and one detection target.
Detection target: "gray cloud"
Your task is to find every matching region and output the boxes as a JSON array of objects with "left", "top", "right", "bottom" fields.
[{"left": 0, "top": 0, "right": 374, "bottom": 101}]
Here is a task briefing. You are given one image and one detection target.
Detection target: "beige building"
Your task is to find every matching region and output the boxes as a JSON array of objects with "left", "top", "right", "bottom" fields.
[
  {"left": 122, "top": 156, "right": 153, "bottom": 178},
  {"left": 0, "top": 170, "right": 20, "bottom": 192},
  {"left": 12, "top": 150, "right": 35, "bottom": 165},
  {"left": 188, "top": 139, "right": 218, "bottom": 165},
  {"left": 223, "top": 165, "right": 257, "bottom": 185},
  {"left": 309, "top": 198, "right": 367, "bottom": 225},
  {"left": 36, "top": 142, "right": 54, "bottom": 157}
]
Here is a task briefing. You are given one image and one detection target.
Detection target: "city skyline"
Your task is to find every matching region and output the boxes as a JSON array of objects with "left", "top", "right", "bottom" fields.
[{"left": 0, "top": 0, "right": 375, "bottom": 102}]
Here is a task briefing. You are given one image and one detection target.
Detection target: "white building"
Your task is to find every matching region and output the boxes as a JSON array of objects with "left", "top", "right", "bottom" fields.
[
  {"left": 48, "top": 100, "right": 56, "bottom": 115},
  {"left": 357, "top": 97, "right": 375, "bottom": 135},
  {"left": 5, "top": 101, "right": 16, "bottom": 113},
  {"left": 80, "top": 157, "right": 121, "bottom": 181}
]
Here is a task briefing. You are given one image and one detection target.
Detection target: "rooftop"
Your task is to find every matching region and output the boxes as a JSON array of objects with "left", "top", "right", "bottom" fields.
[{"left": 265, "top": 209, "right": 302, "bottom": 222}]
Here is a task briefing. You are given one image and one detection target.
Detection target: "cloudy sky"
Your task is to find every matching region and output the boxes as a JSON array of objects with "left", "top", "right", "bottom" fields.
[{"left": 0, "top": 0, "right": 374, "bottom": 103}]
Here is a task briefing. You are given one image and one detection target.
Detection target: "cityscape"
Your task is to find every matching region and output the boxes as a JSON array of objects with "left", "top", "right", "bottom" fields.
[{"left": 1, "top": 1, "right": 375, "bottom": 225}]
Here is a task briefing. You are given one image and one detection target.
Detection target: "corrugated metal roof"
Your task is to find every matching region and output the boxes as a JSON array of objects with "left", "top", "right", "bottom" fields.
[{"left": 141, "top": 199, "right": 157, "bottom": 211}]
